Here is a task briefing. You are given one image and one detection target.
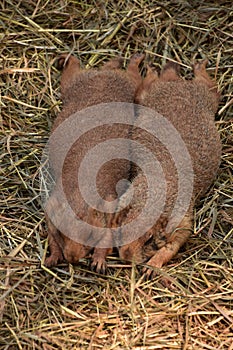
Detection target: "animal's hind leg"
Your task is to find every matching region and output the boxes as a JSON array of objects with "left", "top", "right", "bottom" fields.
[
  {"left": 126, "top": 53, "right": 145, "bottom": 87},
  {"left": 143, "top": 213, "right": 193, "bottom": 279},
  {"left": 135, "top": 64, "right": 158, "bottom": 103},
  {"left": 159, "top": 61, "right": 181, "bottom": 81},
  {"left": 57, "top": 54, "right": 81, "bottom": 97},
  {"left": 193, "top": 59, "right": 218, "bottom": 92}
]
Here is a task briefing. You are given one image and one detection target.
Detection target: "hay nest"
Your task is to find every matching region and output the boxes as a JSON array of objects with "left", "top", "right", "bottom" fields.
[{"left": 0, "top": 1, "right": 232, "bottom": 349}]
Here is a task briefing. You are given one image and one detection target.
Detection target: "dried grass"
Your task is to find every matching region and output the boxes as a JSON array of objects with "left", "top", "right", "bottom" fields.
[{"left": 0, "top": 0, "right": 233, "bottom": 349}]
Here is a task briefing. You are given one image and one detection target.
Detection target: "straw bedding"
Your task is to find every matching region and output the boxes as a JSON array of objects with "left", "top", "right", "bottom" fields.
[{"left": 0, "top": 1, "right": 232, "bottom": 349}]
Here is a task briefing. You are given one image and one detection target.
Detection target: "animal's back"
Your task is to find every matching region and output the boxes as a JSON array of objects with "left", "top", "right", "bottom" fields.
[
  {"left": 134, "top": 79, "right": 221, "bottom": 199},
  {"left": 44, "top": 54, "right": 145, "bottom": 271},
  {"left": 117, "top": 60, "right": 222, "bottom": 272},
  {"left": 53, "top": 69, "right": 137, "bottom": 129}
]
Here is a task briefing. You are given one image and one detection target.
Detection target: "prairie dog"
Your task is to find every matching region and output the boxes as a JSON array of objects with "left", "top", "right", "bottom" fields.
[
  {"left": 116, "top": 60, "right": 221, "bottom": 277},
  {"left": 44, "top": 53, "right": 144, "bottom": 273}
]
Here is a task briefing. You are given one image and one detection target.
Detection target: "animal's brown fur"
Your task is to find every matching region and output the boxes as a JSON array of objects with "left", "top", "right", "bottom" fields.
[
  {"left": 116, "top": 60, "right": 222, "bottom": 276},
  {"left": 44, "top": 53, "right": 144, "bottom": 272}
]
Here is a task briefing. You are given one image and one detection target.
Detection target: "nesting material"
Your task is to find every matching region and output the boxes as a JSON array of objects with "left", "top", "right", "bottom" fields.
[{"left": 0, "top": 1, "right": 232, "bottom": 349}]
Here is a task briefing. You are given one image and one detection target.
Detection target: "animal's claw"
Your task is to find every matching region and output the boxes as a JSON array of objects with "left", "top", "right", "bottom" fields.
[{"left": 91, "top": 259, "right": 107, "bottom": 275}]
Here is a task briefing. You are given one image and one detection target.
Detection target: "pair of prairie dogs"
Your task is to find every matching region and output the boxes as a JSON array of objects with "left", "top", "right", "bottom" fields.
[{"left": 44, "top": 53, "right": 221, "bottom": 278}]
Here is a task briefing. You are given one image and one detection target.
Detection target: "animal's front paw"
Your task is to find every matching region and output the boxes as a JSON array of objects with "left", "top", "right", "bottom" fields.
[
  {"left": 142, "top": 264, "right": 161, "bottom": 280},
  {"left": 141, "top": 249, "right": 164, "bottom": 280},
  {"left": 91, "top": 256, "right": 107, "bottom": 274},
  {"left": 44, "top": 253, "right": 63, "bottom": 268},
  {"left": 91, "top": 247, "right": 112, "bottom": 274},
  {"left": 142, "top": 265, "right": 175, "bottom": 289}
]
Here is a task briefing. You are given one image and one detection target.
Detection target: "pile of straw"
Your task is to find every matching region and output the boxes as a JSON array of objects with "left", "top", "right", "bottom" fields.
[{"left": 0, "top": 1, "right": 232, "bottom": 349}]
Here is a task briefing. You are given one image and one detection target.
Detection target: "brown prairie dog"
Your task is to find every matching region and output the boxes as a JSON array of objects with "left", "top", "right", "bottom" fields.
[
  {"left": 44, "top": 53, "right": 144, "bottom": 273},
  {"left": 116, "top": 60, "right": 222, "bottom": 277}
]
